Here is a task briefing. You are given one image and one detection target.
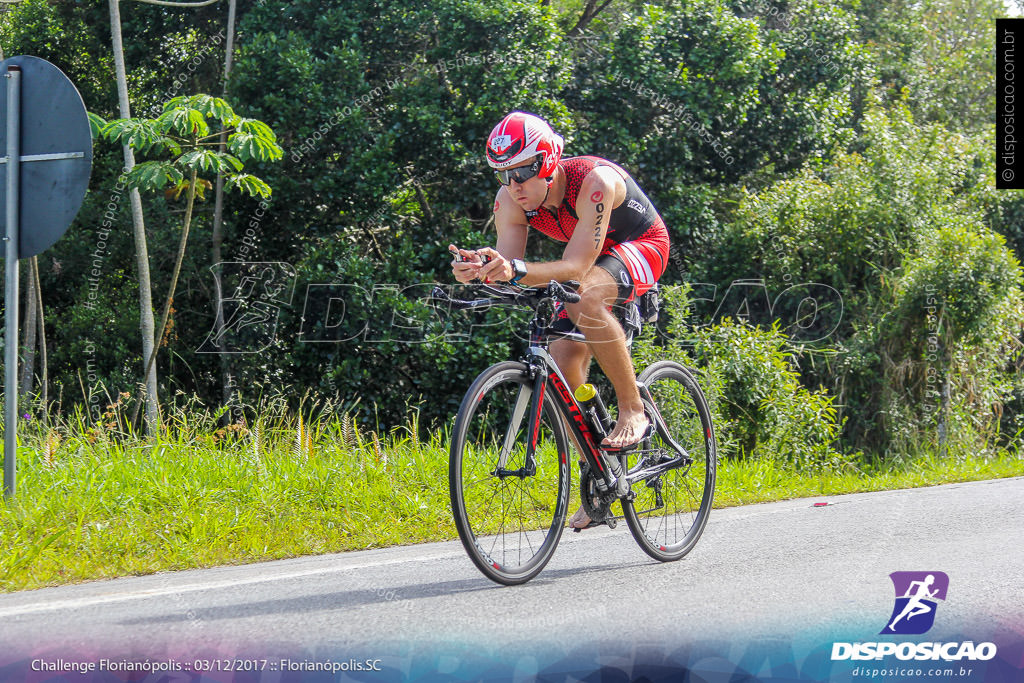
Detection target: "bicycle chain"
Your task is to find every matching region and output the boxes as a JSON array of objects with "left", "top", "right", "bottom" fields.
[{"left": 578, "top": 462, "right": 619, "bottom": 526}]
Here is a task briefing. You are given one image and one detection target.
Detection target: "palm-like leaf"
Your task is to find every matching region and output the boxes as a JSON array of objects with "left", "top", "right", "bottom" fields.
[
  {"left": 125, "top": 161, "right": 183, "bottom": 191},
  {"left": 227, "top": 132, "right": 284, "bottom": 162},
  {"left": 178, "top": 149, "right": 242, "bottom": 174},
  {"left": 226, "top": 174, "right": 273, "bottom": 198},
  {"left": 102, "top": 119, "right": 178, "bottom": 155},
  {"left": 88, "top": 112, "right": 107, "bottom": 140},
  {"left": 187, "top": 94, "right": 239, "bottom": 127}
]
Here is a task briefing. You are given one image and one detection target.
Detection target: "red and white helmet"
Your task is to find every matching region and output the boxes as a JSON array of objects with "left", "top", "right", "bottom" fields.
[{"left": 485, "top": 111, "right": 564, "bottom": 178}]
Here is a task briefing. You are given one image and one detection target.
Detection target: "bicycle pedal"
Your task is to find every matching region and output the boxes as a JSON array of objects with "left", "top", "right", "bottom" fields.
[{"left": 572, "top": 515, "right": 617, "bottom": 532}]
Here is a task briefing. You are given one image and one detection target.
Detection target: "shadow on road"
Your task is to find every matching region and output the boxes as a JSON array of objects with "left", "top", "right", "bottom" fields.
[{"left": 117, "top": 559, "right": 654, "bottom": 626}]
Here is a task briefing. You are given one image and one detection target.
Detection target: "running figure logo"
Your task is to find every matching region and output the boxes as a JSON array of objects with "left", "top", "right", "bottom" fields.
[
  {"left": 881, "top": 571, "right": 949, "bottom": 635},
  {"left": 196, "top": 262, "right": 296, "bottom": 354}
]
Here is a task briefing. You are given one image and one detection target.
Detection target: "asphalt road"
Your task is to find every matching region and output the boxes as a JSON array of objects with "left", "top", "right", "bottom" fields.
[{"left": 0, "top": 477, "right": 1021, "bottom": 679}]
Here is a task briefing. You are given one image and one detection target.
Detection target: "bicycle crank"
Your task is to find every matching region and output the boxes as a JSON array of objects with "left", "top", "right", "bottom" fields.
[{"left": 578, "top": 462, "right": 618, "bottom": 530}]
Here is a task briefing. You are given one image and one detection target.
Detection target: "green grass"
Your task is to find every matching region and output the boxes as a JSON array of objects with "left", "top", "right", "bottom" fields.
[
  {"left": 713, "top": 448, "right": 1024, "bottom": 507},
  {"left": 1, "top": 402, "right": 1021, "bottom": 593}
]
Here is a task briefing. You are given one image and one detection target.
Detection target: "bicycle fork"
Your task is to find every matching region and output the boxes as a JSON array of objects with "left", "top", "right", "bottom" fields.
[{"left": 492, "top": 364, "right": 548, "bottom": 479}]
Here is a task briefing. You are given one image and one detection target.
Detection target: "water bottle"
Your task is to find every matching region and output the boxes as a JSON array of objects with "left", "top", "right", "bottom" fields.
[
  {"left": 574, "top": 383, "right": 628, "bottom": 496},
  {"left": 573, "top": 383, "right": 615, "bottom": 437}
]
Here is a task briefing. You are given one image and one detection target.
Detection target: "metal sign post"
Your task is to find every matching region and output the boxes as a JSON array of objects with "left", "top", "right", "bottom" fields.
[
  {"left": 3, "top": 65, "right": 18, "bottom": 498},
  {"left": 0, "top": 56, "right": 92, "bottom": 497}
]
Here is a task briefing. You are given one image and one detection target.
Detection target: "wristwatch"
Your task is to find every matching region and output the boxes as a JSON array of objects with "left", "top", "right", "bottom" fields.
[{"left": 509, "top": 258, "right": 527, "bottom": 285}]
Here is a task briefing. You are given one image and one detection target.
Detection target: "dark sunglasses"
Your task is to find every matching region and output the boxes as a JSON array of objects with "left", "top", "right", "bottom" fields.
[{"left": 495, "top": 158, "right": 542, "bottom": 186}]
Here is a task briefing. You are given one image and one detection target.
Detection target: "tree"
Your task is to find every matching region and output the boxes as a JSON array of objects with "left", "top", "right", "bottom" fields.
[
  {"left": 0, "top": 0, "right": 24, "bottom": 60},
  {"left": 853, "top": 0, "right": 1001, "bottom": 132},
  {"left": 210, "top": 0, "right": 237, "bottom": 417},
  {"left": 106, "top": 0, "right": 222, "bottom": 431},
  {"left": 95, "top": 93, "right": 282, "bottom": 426},
  {"left": 562, "top": 0, "right": 867, "bottom": 266}
]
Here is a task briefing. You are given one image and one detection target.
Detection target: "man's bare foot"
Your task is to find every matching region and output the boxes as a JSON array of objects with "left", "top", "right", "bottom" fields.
[
  {"left": 601, "top": 410, "right": 651, "bottom": 449},
  {"left": 568, "top": 506, "right": 592, "bottom": 529}
]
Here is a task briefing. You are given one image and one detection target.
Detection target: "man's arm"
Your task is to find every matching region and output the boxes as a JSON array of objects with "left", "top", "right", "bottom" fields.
[
  {"left": 451, "top": 187, "right": 528, "bottom": 283},
  {"left": 479, "top": 167, "right": 622, "bottom": 286}
]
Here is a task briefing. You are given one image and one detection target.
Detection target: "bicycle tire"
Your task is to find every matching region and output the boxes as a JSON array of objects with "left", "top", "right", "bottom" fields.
[
  {"left": 449, "top": 361, "right": 571, "bottom": 585},
  {"left": 621, "top": 360, "right": 716, "bottom": 562}
]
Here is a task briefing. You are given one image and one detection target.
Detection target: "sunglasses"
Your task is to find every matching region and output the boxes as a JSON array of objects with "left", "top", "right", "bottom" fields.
[{"left": 495, "top": 158, "right": 543, "bottom": 186}]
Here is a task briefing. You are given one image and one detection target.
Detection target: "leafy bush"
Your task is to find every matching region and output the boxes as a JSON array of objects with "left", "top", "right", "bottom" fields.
[
  {"left": 870, "top": 222, "right": 1023, "bottom": 454},
  {"left": 692, "top": 319, "right": 845, "bottom": 468},
  {"left": 695, "top": 99, "right": 1020, "bottom": 456},
  {"left": 635, "top": 287, "right": 848, "bottom": 470},
  {"left": 700, "top": 101, "right": 994, "bottom": 310}
]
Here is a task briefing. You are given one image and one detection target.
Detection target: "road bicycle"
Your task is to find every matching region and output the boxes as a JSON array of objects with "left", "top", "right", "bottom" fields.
[{"left": 433, "top": 280, "right": 717, "bottom": 585}]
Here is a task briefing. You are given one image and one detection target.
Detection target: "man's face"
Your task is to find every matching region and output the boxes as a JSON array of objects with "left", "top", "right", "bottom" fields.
[{"left": 503, "top": 158, "right": 548, "bottom": 211}]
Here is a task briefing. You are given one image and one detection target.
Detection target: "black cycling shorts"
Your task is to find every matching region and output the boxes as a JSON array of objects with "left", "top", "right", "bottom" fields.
[{"left": 548, "top": 253, "right": 645, "bottom": 343}]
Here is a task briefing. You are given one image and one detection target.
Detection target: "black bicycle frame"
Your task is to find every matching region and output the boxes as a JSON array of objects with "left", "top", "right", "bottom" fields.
[
  {"left": 438, "top": 282, "right": 692, "bottom": 490},
  {"left": 519, "top": 312, "right": 692, "bottom": 496}
]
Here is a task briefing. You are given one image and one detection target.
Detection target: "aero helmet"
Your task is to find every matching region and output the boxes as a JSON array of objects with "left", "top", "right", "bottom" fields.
[{"left": 485, "top": 111, "right": 564, "bottom": 178}]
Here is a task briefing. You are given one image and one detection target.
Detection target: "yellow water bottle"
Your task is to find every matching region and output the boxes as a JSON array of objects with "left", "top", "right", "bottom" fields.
[{"left": 573, "top": 383, "right": 615, "bottom": 437}]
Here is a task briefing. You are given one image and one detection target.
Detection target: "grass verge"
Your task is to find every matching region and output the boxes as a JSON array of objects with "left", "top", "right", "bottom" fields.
[{"left": 1, "top": 406, "right": 1020, "bottom": 593}]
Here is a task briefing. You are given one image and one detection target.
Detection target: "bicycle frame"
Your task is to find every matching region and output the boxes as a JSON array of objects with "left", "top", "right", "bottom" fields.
[
  {"left": 517, "top": 346, "right": 694, "bottom": 494},
  {"left": 508, "top": 314, "right": 693, "bottom": 498},
  {"left": 435, "top": 282, "right": 693, "bottom": 494}
]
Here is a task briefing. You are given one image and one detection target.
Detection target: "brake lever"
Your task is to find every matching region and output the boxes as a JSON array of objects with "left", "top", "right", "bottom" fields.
[
  {"left": 430, "top": 286, "right": 466, "bottom": 309},
  {"left": 546, "top": 280, "right": 582, "bottom": 304}
]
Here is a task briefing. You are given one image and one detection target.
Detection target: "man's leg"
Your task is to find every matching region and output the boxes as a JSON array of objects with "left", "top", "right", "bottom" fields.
[
  {"left": 549, "top": 337, "right": 591, "bottom": 392},
  {"left": 565, "top": 266, "right": 649, "bottom": 449},
  {"left": 549, "top": 337, "right": 591, "bottom": 459}
]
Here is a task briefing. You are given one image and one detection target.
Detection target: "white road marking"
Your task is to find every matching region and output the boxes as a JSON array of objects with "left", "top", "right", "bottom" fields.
[{"left": 0, "top": 547, "right": 463, "bottom": 618}]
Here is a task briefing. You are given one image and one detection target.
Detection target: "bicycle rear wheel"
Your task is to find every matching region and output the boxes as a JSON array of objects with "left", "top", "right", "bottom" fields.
[
  {"left": 449, "top": 361, "right": 570, "bottom": 585},
  {"left": 622, "top": 360, "right": 716, "bottom": 562}
]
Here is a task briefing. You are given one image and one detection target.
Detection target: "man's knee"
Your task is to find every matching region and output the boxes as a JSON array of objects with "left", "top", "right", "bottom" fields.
[
  {"left": 580, "top": 265, "right": 618, "bottom": 299},
  {"left": 571, "top": 295, "right": 621, "bottom": 336},
  {"left": 569, "top": 275, "right": 618, "bottom": 322},
  {"left": 550, "top": 339, "right": 585, "bottom": 365}
]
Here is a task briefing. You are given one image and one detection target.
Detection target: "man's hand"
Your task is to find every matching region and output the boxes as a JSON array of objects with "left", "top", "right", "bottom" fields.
[
  {"left": 449, "top": 244, "right": 499, "bottom": 283},
  {"left": 449, "top": 244, "right": 480, "bottom": 283},
  {"left": 475, "top": 247, "right": 514, "bottom": 283}
]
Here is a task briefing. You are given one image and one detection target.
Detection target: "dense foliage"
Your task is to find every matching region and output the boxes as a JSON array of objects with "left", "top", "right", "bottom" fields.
[{"left": 1, "top": 0, "right": 1020, "bottom": 461}]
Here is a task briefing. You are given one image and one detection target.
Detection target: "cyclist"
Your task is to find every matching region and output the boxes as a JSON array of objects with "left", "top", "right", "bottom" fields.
[{"left": 450, "top": 111, "right": 671, "bottom": 529}]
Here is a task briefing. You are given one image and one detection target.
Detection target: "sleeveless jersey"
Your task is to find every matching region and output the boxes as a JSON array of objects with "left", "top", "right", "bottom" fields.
[{"left": 524, "top": 156, "right": 666, "bottom": 252}]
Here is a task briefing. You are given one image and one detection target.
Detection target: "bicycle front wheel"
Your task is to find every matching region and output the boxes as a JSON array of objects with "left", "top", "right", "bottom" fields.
[
  {"left": 449, "top": 361, "right": 570, "bottom": 585},
  {"left": 622, "top": 360, "right": 716, "bottom": 562}
]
